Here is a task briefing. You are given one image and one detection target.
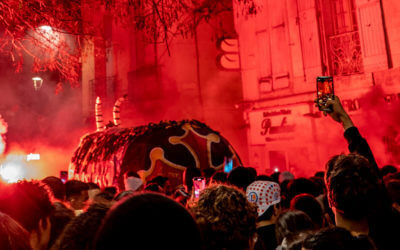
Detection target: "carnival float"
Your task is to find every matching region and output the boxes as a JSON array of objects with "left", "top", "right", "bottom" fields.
[{"left": 69, "top": 96, "right": 241, "bottom": 189}]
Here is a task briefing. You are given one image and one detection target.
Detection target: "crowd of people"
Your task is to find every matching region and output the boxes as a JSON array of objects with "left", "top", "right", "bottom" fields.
[{"left": 0, "top": 96, "right": 399, "bottom": 250}]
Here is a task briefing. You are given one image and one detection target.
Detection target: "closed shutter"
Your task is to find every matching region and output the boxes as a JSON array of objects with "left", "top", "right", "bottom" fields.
[
  {"left": 256, "top": 30, "right": 273, "bottom": 92},
  {"left": 297, "top": 0, "right": 323, "bottom": 81},
  {"left": 268, "top": 0, "right": 291, "bottom": 89},
  {"left": 356, "top": 0, "right": 387, "bottom": 72}
]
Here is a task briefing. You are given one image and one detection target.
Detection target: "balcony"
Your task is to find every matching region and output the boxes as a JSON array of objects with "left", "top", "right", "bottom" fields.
[{"left": 328, "top": 31, "right": 364, "bottom": 76}]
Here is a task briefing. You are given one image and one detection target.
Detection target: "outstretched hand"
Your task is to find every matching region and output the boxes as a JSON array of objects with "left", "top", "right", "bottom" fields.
[{"left": 316, "top": 96, "right": 354, "bottom": 130}]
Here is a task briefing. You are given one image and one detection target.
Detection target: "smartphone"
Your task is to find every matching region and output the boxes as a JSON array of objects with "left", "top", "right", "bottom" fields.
[
  {"left": 224, "top": 157, "right": 233, "bottom": 173},
  {"left": 316, "top": 76, "right": 334, "bottom": 112},
  {"left": 60, "top": 171, "right": 68, "bottom": 184},
  {"left": 193, "top": 177, "right": 206, "bottom": 198}
]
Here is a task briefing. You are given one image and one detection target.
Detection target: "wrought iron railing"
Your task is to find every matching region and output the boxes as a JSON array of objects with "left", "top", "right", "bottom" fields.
[{"left": 328, "top": 31, "right": 363, "bottom": 76}]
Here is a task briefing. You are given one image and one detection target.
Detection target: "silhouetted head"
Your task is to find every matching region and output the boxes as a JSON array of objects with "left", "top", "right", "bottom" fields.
[
  {"left": 87, "top": 182, "right": 101, "bottom": 203},
  {"left": 144, "top": 183, "right": 163, "bottom": 193},
  {"left": 326, "top": 154, "right": 382, "bottom": 221},
  {"left": 148, "top": 176, "right": 171, "bottom": 194},
  {"left": 287, "top": 178, "right": 318, "bottom": 201},
  {"left": 302, "top": 227, "right": 376, "bottom": 250},
  {"left": 48, "top": 202, "right": 74, "bottom": 249},
  {"left": 255, "top": 175, "right": 273, "bottom": 181},
  {"left": 0, "top": 181, "right": 53, "bottom": 232},
  {"left": 148, "top": 176, "right": 169, "bottom": 187},
  {"left": 385, "top": 179, "right": 400, "bottom": 212},
  {"left": 314, "top": 171, "right": 325, "bottom": 178},
  {"left": 0, "top": 181, "right": 53, "bottom": 249},
  {"left": 246, "top": 167, "right": 258, "bottom": 179},
  {"left": 210, "top": 171, "right": 228, "bottom": 185},
  {"left": 59, "top": 203, "right": 110, "bottom": 250},
  {"left": 279, "top": 171, "right": 294, "bottom": 184},
  {"left": 94, "top": 193, "right": 202, "bottom": 250},
  {"left": 275, "top": 210, "right": 315, "bottom": 245},
  {"left": 202, "top": 168, "right": 216, "bottom": 184},
  {"left": 290, "top": 193, "right": 324, "bottom": 227},
  {"left": 310, "top": 176, "right": 326, "bottom": 195},
  {"left": 385, "top": 171, "right": 400, "bottom": 181},
  {"left": 228, "top": 166, "right": 256, "bottom": 191},
  {"left": 93, "top": 192, "right": 115, "bottom": 205},
  {"left": 0, "top": 212, "right": 31, "bottom": 250},
  {"left": 103, "top": 186, "right": 117, "bottom": 197},
  {"left": 65, "top": 180, "right": 89, "bottom": 210},
  {"left": 271, "top": 172, "right": 280, "bottom": 183},
  {"left": 42, "top": 176, "right": 65, "bottom": 201}
]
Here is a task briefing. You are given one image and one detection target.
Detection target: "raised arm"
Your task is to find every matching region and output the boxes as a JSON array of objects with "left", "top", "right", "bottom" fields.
[{"left": 323, "top": 96, "right": 379, "bottom": 173}]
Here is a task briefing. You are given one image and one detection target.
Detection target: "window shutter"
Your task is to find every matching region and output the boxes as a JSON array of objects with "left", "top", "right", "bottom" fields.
[
  {"left": 297, "top": 0, "right": 323, "bottom": 81},
  {"left": 268, "top": 0, "right": 291, "bottom": 89},
  {"left": 356, "top": 0, "right": 387, "bottom": 72},
  {"left": 256, "top": 30, "right": 273, "bottom": 92}
]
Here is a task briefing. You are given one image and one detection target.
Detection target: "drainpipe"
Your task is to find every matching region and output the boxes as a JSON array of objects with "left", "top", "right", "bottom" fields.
[
  {"left": 194, "top": 25, "right": 205, "bottom": 120},
  {"left": 379, "top": 0, "right": 393, "bottom": 69}
]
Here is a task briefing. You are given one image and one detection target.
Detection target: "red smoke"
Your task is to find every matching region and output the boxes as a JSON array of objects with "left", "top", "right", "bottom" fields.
[{"left": 355, "top": 86, "right": 400, "bottom": 167}]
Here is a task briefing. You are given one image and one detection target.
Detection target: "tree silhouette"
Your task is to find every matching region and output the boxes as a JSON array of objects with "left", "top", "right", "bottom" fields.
[{"left": 0, "top": 0, "right": 256, "bottom": 85}]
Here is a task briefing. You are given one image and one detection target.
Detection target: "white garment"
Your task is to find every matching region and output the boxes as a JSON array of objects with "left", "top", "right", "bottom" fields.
[{"left": 125, "top": 176, "right": 143, "bottom": 191}]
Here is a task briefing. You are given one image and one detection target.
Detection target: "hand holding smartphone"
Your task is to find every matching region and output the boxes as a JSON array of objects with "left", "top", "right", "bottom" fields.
[
  {"left": 60, "top": 170, "right": 68, "bottom": 183},
  {"left": 192, "top": 177, "right": 206, "bottom": 199},
  {"left": 316, "top": 76, "right": 334, "bottom": 112}
]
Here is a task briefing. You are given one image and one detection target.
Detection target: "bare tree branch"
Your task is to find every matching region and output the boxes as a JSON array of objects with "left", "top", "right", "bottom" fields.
[{"left": 0, "top": 0, "right": 255, "bottom": 85}]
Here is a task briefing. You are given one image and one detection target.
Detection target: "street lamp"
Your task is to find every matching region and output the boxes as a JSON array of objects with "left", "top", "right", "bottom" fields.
[{"left": 32, "top": 76, "right": 43, "bottom": 91}]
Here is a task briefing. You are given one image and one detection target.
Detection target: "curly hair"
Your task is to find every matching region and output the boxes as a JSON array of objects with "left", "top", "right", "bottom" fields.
[{"left": 193, "top": 184, "right": 258, "bottom": 250}]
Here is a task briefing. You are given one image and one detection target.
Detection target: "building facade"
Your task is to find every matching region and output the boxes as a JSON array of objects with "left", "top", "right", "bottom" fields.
[
  {"left": 234, "top": 0, "right": 400, "bottom": 175},
  {"left": 80, "top": 3, "right": 250, "bottom": 163}
]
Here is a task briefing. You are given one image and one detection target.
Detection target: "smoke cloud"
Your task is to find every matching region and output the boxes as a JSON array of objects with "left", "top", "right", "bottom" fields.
[{"left": 0, "top": 57, "right": 88, "bottom": 180}]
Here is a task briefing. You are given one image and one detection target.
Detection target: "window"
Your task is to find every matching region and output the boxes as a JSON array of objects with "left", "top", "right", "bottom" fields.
[
  {"left": 256, "top": 0, "right": 291, "bottom": 96},
  {"left": 319, "top": 0, "right": 363, "bottom": 76},
  {"left": 331, "top": 0, "right": 358, "bottom": 34}
]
